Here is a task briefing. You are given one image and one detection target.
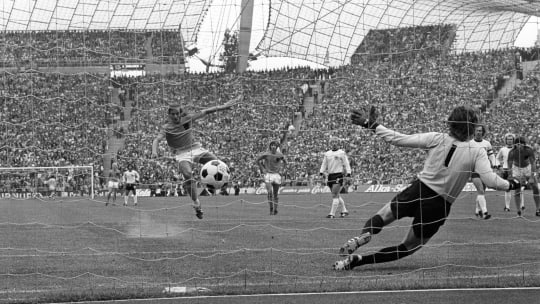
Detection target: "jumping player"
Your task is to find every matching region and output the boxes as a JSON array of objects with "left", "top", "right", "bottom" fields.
[
  {"left": 151, "top": 96, "right": 240, "bottom": 219},
  {"left": 333, "top": 105, "right": 520, "bottom": 271},
  {"left": 256, "top": 140, "right": 287, "bottom": 215},
  {"left": 508, "top": 136, "right": 540, "bottom": 216},
  {"left": 320, "top": 137, "right": 351, "bottom": 218}
]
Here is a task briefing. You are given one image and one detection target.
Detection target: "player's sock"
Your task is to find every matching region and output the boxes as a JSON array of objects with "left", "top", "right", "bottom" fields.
[
  {"left": 477, "top": 195, "right": 488, "bottom": 214},
  {"left": 329, "top": 198, "right": 339, "bottom": 216},
  {"left": 133, "top": 196, "right": 138, "bottom": 205},
  {"left": 504, "top": 191, "right": 512, "bottom": 209},
  {"left": 338, "top": 197, "right": 348, "bottom": 214},
  {"left": 358, "top": 244, "right": 418, "bottom": 265}
]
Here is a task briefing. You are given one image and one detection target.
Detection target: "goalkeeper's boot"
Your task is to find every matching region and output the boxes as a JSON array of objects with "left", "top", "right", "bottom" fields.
[
  {"left": 195, "top": 207, "right": 204, "bottom": 220},
  {"left": 333, "top": 254, "right": 361, "bottom": 271},
  {"left": 339, "top": 233, "right": 371, "bottom": 256}
]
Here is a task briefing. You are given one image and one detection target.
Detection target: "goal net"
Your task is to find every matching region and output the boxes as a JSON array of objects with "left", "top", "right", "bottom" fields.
[{"left": 0, "top": 166, "right": 95, "bottom": 199}]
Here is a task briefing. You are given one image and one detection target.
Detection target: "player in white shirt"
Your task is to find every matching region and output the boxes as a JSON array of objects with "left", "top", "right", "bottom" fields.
[
  {"left": 320, "top": 137, "right": 352, "bottom": 218},
  {"left": 496, "top": 133, "right": 523, "bottom": 211},
  {"left": 333, "top": 105, "right": 520, "bottom": 270},
  {"left": 471, "top": 125, "right": 497, "bottom": 219},
  {"left": 122, "top": 164, "right": 140, "bottom": 206}
]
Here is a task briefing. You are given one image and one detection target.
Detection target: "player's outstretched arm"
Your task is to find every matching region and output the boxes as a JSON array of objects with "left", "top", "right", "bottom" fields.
[{"left": 193, "top": 94, "right": 243, "bottom": 121}]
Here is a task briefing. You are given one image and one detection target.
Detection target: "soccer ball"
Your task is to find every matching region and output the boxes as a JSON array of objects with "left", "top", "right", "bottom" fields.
[{"left": 200, "top": 160, "right": 230, "bottom": 188}]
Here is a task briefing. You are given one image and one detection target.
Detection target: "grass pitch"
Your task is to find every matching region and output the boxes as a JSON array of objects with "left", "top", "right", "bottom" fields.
[{"left": 1, "top": 190, "right": 539, "bottom": 303}]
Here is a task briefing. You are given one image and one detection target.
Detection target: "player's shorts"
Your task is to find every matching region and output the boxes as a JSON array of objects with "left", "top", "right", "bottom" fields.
[
  {"left": 125, "top": 183, "right": 136, "bottom": 193},
  {"left": 108, "top": 181, "right": 119, "bottom": 189},
  {"left": 390, "top": 179, "right": 452, "bottom": 239},
  {"left": 48, "top": 186, "right": 56, "bottom": 191},
  {"left": 264, "top": 173, "right": 282, "bottom": 185},
  {"left": 326, "top": 173, "right": 344, "bottom": 188},
  {"left": 174, "top": 147, "right": 211, "bottom": 163},
  {"left": 512, "top": 165, "right": 532, "bottom": 182}
]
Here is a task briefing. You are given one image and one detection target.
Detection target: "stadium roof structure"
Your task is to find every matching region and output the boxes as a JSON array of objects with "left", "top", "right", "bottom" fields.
[{"left": 1, "top": 0, "right": 539, "bottom": 67}]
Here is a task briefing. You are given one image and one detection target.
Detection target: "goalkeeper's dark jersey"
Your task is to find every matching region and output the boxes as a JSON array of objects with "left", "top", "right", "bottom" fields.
[{"left": 374, "top": 125, "right": 510, "bottom": 203}]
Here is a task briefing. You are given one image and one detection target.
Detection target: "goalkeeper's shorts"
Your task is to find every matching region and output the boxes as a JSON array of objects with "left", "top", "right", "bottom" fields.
[{"left": 390, "top": 179, "right": 452, "bottom": 239}]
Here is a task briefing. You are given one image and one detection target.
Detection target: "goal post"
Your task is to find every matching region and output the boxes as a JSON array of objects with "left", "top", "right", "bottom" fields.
[{"left": 0, "top": 166, "right": 95, "bottom": 199}]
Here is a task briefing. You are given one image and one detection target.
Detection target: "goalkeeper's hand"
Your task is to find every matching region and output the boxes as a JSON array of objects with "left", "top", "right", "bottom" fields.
[
  {"left": 507, "top": 178, "right": 521, "bottom": 191},
  {"left": 351, "top": 106, "right": 379, "bottom": 130}
]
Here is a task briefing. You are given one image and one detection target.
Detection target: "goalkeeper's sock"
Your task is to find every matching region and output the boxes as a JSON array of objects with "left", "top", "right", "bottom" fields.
[
  {"left": 338, "top": 197, "right": 348, "bottom": 214},
  {"left": 329, "top": 198, "right": 339, "bottom": 216},
  {"left": 358, "top": 244, "right": 418, "bottom": 265}
]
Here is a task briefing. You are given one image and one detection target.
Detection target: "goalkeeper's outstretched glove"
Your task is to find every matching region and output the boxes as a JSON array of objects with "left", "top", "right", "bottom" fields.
[
  {"left": 351, "top": 106, "right": 379, "bottom": 131},
  {"left": 507, "top": 178, "right": 521, "bottom": 191}
]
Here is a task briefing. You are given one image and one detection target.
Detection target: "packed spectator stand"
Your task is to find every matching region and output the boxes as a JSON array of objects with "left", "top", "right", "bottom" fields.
[{"left": 1, "top": 27, "right": 539, "bottom": 196}]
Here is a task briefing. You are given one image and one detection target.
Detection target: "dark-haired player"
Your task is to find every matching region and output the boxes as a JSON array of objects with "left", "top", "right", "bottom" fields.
[
  {"left": 256, "top": 140, "right": 287, "bottom": 215},
  {"left": 151, "top": 96, "right": 240, "bottom": 219},
  {"left": 106, "top": 162, "right": 122, "bottom": 206},
  {"left": 508, "top": 136, "right": 540, "bottom": 216},
  {"left": 122, "top": 164, "right": 140, "bottom": 206},
  {"left": 333, "top": 105, "right": 520, "bottom": 271}
]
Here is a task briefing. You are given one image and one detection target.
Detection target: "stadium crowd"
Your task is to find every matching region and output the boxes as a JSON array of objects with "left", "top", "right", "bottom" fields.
[
  {"left": 1, "top": 27, "right": 539, "bottom": 195},
  {"left": 1, "top": 30, "right": 185, "bottom": 67}
]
